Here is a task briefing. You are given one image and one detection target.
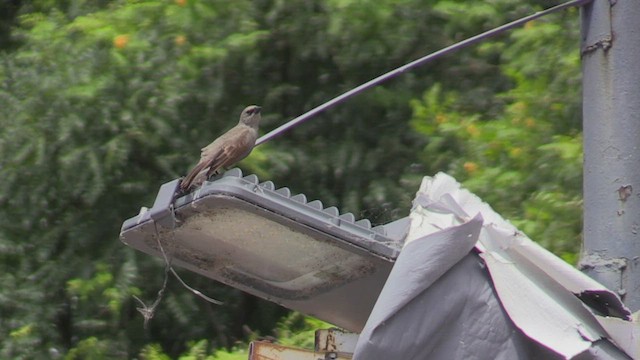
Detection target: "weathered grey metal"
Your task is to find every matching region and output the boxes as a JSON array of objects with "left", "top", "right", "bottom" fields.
[
  {"left": 353, "top": 173, "right": 634, "bottom": 359},
  {"left": 120, "top": 168, "right": 407, "bottom": 332},
  {"left": 315, "top": 328, "right": 358, "bottom": 355},
  {"left": 580, "top": 0, "right": 640, "bottom": 311}
]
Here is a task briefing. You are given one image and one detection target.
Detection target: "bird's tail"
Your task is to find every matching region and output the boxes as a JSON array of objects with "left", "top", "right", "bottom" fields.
[{"left": 180, "top": 162, "right": 208, "bottom": 191}]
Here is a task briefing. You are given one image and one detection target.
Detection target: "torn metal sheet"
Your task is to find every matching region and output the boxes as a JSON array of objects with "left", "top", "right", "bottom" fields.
[
  {"left": 410, "top": 173, "right": 637, "bottom": 359},
  {"left": 594, "top": 314, "right": 640, "bottom": 359},
  {"left": 353, "top": 215, "right": 538, "bottom": 359},
  {"left": 482, "top": 251, "right": 605, "bottom": 358},
  {"left": 358, "top": 215, "right": 483, "bottom": 326}
]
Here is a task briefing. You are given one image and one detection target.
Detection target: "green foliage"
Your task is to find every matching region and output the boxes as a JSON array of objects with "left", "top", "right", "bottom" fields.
[
  {"left": 137, "top": 312, "right": 327, "bottom": 358},
  {"left": 409, "top": 5, "right": 582, "bottom": 256},
  {"left": 208, "top": 349, "right": 248, "bottom": 360},
  {"left": 139, "top": 340, "right": 249, "bottom": 360},
  {"left": 139, "top": 344, "right": 172, "bottom": 360},
  {"left": 64, "top": 337, "right": 110, "bottom": 360},
  {"left": 0, "top": 1, "right": 277, "bottom": 358},
  {"left": 274, "top": 312, "right": 333, "bottom": 349}
]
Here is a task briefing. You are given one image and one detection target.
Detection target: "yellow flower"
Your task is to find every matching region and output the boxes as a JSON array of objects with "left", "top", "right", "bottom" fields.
[
  {"left": 510, "top": 147, "right": 523, "bottom": 158},
  {"left": 113, "top": 34, "right": 130, "bottom": 49},
  {"left": 466, "top": 124, "right": 480, "bottom": 137},
  {"left": 175, "top": 35, "right": 187, "bottom": 46},
  {"left": 524, "top": 21, "right": 536, "bottom": 30},
  {"left": 463, "top": 161, "right": 479, "bottom": 174},
  {"left": 511, "top": 101, "right": 527, "bottom": 113},
  {"left": 435, "top": 113, "right": 447, "bottom": 124}
]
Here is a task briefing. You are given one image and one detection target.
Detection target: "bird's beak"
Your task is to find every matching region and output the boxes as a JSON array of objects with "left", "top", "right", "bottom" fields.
[{"left": 255, "top": 106, "right": 262, "bottom": 113}]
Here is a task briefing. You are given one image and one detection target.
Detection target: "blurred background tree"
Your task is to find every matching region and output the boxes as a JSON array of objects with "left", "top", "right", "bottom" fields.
[{"left": 0, "top": 0, "right": 582, "bottom": 357}]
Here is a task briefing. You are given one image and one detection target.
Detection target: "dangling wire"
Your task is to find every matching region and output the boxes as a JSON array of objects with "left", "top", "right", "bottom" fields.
[
  {"left": 255, "top": 0, "right": 592, "bottom": 146},
  {"left": 133, "top": 220, "right": 223, "bottom": 328}
]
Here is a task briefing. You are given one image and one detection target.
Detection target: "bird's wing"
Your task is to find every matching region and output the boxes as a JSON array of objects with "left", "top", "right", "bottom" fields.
[
  {"left": 180, "top": 126, "right": 256, "bottom": 191},
  {"left": 206, "top": 127, "right": 257, "bottom": 175},
  {"left": 179, "top": 138, "right": 226, "bottom": 191}
]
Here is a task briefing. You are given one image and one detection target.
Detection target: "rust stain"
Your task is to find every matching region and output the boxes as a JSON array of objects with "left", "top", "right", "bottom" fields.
[{"left": 617, "top": 185, "right": 632, "bottom": 201}]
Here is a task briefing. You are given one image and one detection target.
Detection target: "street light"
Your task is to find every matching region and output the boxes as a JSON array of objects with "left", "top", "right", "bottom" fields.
[{"left": 120, "top": 168, "right": 409, "bottom": 331}]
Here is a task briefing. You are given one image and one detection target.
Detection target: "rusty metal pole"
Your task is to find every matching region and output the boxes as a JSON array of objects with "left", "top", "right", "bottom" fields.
[{"left": 580, "top": 0, "right": 640, "bottom": 312}]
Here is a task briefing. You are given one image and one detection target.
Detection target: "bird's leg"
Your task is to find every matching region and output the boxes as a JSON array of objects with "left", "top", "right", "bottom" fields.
[{"left": 205, "top": 168, "right": 220, "bottom": 181}]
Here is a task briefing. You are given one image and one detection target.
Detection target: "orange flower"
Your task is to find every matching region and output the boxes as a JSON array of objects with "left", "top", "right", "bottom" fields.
[
  {"left": 175, "top": 0, "right": 187, "bottom": 6},
  {"left": 463, "top": 161, "right": 479, "bottom": 174},
  {"left": 113, "top": 34, "right": 130, "bottom": 49},
  {"left": 525, "top": 118, "right": 536, "bottom": 128},
  {"left": 174, "top": 35, "right": 187, "bottom": 46}
]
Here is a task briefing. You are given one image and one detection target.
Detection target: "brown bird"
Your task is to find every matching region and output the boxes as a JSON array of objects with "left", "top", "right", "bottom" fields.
[{"left": 180, "top": 105, "right": 262, "bottom": 191}]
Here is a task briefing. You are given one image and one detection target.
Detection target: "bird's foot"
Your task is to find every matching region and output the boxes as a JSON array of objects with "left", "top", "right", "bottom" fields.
[{"left": 206, "top": 170, "right": 221, "bottom": 181}]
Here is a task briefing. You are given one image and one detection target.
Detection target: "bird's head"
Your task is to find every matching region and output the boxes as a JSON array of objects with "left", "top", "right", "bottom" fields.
[{"left": 239, "top": 105, "right": 262, "bottom": 128}]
